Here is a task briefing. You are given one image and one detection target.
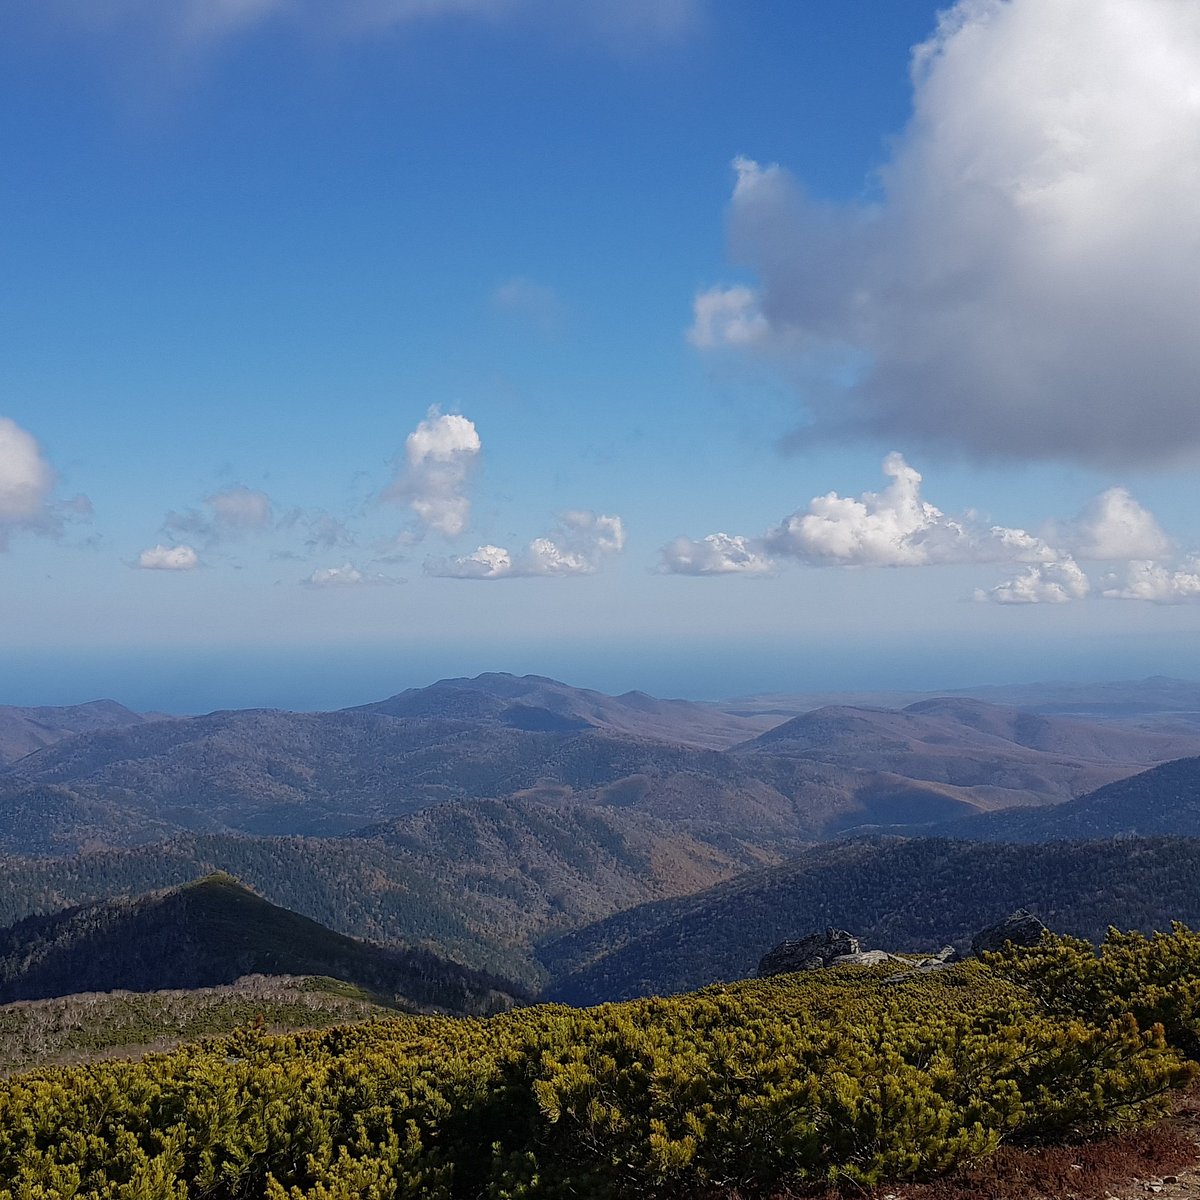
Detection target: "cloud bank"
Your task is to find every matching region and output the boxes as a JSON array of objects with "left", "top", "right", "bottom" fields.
[
  {"left": 661, "top": 452, "right": 1200, "bottom": 604},
  {"left": 694, "top": 0, "right": 1200, "bottom": 467},
  {"left": 428, "top": 510, "right": 624, "bottom": 579}
]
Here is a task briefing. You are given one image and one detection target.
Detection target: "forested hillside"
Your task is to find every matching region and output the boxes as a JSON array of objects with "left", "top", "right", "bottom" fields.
[
  {"left": 0, "top": 797, "right": 779, "bottom": 985},
  {"left": 923, "top": 755, "right": 1200, "bottom": 842},
  {"left": 0, "top": 873, "right": 519, "bottom": 1014},
  {"left": 540, "top": 835, "right": 1200, "bottom": 1004}
]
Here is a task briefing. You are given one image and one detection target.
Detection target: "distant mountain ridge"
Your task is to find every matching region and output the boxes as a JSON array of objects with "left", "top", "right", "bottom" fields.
[
  {"left": 3, "top": 672, "right": 1200, "bottom": 857},
  {"left": 0, "top": 873, "right": 520, "bottom": 1014},
  {"left": 0, "top": 700, "right": 157, "bottom": 767},
  {"left": 913, "top": 755, "right": 1200, "bottom": 842},
  {"left": 353, "top": 672, "right": 774, "bottom": 747}
]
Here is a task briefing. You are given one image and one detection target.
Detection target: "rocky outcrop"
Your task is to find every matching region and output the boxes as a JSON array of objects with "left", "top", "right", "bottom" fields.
[
  {"left": 882, "top": 946, "right": 960, "bottom": 984},
  {"left": 970, "top": 910, "right": 1049, "bottom": 955},
  {"left": 758, "top": 911, "right": 1048, "bottom": 984},
  {"left": 757, "top": 929, "right": 860, "bottom": 977}
]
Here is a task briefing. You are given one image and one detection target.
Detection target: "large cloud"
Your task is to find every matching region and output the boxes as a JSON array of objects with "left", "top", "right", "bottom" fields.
[
  {"left": 0, "top": 418, "right": 56, "bottom": 546},
  {"left": 763, "top": 452, "right": 1054, "bottom": 568},
  {"left": 384, "top": 408, "right": 481, "bottom": 539},
  {"left": 694, "top": 0, "right": 1200, "bottom": 467},
  {"left": 428, "top": 510, "right": 624, "bottom": 579}
]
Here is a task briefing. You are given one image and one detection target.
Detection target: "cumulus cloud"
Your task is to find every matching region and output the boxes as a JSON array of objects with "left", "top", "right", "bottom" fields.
[
  {"left": 0, "top": 417, "right": 57, "bottom": 546},
  {"left": 427, "top": 510, "right": 624, "bottom": 579},
  {"left": 136, "top": 543, "right": 199, "bottom": 571},
  {"left": 976, "top": 560, "right": 1091, "bottom": 605},
  {"left": 1103, "top": 559, "right": 1200, "bottom": 604},
  {"left": 1059, "top": 487, "right": 1173, "bottom": 561},
  {"left": 762, "top": 452, "right": 1054, "bottom": 568},
  {"left": 696, "top": 0, "right": 1200, "bottom": 466},
  {"left": 384, "top": 407, "right": 481, "bottom": 539},
  {"left": 687, "top": 285, "right": 769, "bottom": 351},
  {"left": 658, "top": 532, "right": 774, "bottom": 576}
]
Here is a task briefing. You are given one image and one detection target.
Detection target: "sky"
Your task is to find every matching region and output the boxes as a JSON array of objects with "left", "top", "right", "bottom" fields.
[{"left": 2, "top": 0, "right": 1200, "bottom": 711}]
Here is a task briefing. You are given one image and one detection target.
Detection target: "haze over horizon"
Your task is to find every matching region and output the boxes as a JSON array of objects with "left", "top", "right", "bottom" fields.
[{"left": 3, "top": 0, "right": 1199, "bottom": 709}]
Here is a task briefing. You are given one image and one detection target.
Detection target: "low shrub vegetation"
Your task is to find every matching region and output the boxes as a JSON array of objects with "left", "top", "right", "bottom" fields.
[{"left": 4, "top": 928, "right": 1200, "bottom": 1197}]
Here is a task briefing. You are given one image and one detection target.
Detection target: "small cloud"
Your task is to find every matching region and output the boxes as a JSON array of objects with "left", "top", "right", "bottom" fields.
[
  {"left": 426, "top": 544, "right": 513, "bottom": 580},
  {"left": 207, "top": 483, "right": 272, "bottom": 531},
  {"left": 658, "top": 532, "right": 774, "bottom": 575},
  {"left": 304, "top": 513, "right": 355, "bottom": 551},
  {"left": 382, "top": 407, "right": 481, "bottom": 539},
  {"left": 426, "top": 510, "right": 624, "bottom": 579},
  {"left": 491, "top": 277, "right": 562, "bottom": 333},
  {"left": 59, "top": 493, "right": 94, "bottom": 518},
  {"left": 1103, "top": 559, "right": 1200, "bottom": 604},
  {"left": 976, "top": 560, "right": 1091, "bottom": 605},
  {"left": 687, "top": 285, "right": 769, "bottom": 350},
  {"left": 164, "top": 483, "right": 274, "bottom": 543},
  {"left": 0, "top": 417, "right": 57, "bottom": 548},
  {"left": 302, "top": 561, "right": 396, "bottom": 587},
  {"left": 136, "top": 544, "right": 199, "bottom": 571}
]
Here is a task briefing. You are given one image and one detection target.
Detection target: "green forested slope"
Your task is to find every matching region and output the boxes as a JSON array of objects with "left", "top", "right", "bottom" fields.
[
  {"left": 540, "top": 835, "right": 1200, "bottom": 1004},
  {"left": 0, "top": 874, "right": 519, "bottom": 1014},
  {"left": 0, "top": 797, "right": 775, "bottom": 987}
]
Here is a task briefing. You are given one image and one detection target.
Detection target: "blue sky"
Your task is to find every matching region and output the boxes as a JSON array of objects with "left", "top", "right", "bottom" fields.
[{"left": 2, "top": 0, "right": 1199, "bottom": 710}]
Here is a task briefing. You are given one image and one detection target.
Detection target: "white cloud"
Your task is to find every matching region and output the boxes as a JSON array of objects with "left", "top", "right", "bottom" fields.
[
  {"left": 699, "top": 0, "right": 1200, "bottom": 466},
  {"left": 426, "top": 543, "right": 514, "bottom": 580},
  {"left": 658, "top": 532, "right": 774, "bottom": 575},
  {"left": 384, "top": 407, "right": 481, "bottom": 539},
  {"left": 976, "top": 560, "right": 1091, "bottom": 605},
  {"left": 0, "top": 417, "right": 56, "bottom": 546},
  {"left": 687, "top": 285, "right": 769, "bottom": 350},
  {"left": 762, "top": 452, "right": 1053, "bottom": 568},
  {"left": 1060, "top": 487, "right": 1173, "bottom": 561},
  {"left": 1103, "top": 559, "right": 1200, "bottom": 604},
  {"left": 427, "top": 510, "right": 624, "bottom": 579},
  {"left": 302, "top": 561, "right": 396, "bottom": 587},
  {"left": 136, "top": 543, "right": 199, "bottom": 571}
]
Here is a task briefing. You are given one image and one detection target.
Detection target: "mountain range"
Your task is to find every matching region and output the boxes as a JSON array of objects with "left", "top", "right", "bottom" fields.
[
  {"left": 5, "top": 672, "right": 1200, "bottom": 1017},
  {"left": 4, "top": 672, "right": 1200, "bottom": 857}
]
